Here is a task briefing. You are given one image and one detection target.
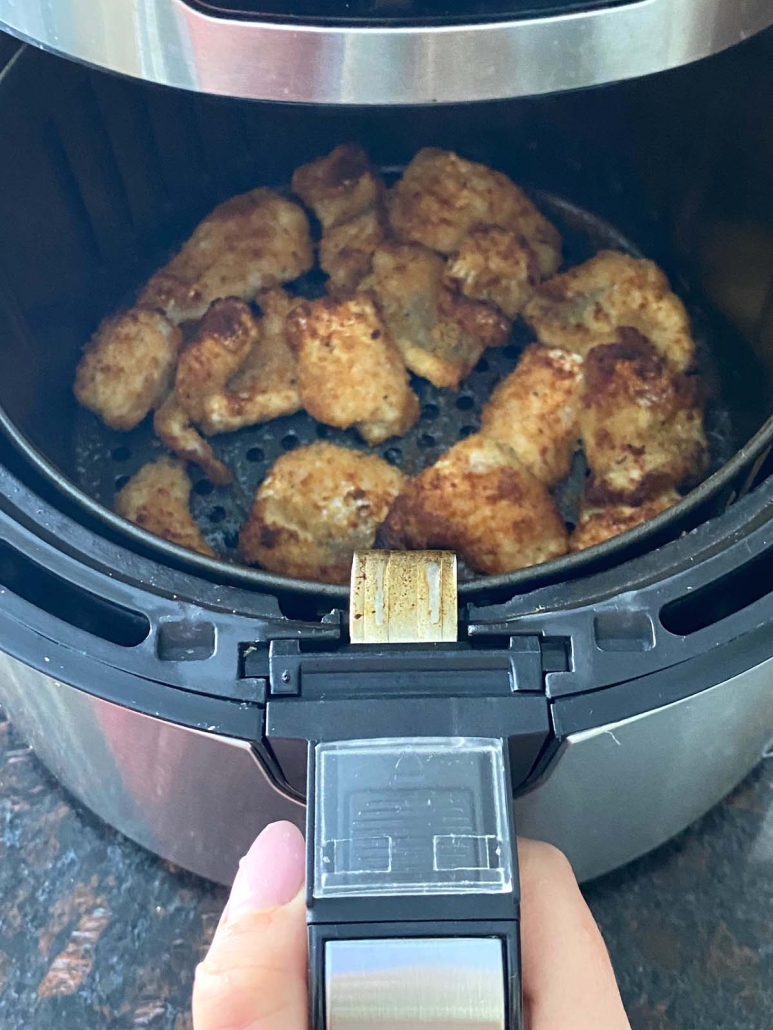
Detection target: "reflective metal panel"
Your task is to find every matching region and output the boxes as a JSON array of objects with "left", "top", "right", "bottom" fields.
[
  {"left": 0, "top": 0, "right": 771, "bottom": 105},
  {"left": 515, "top": 656, "right": 773, "bottom": 881},
  {"left": 325, "top": 937, "right": 506, "bottom": 1029},
  {"left": 0, "top": 650, "right": 303, "bottom": 884}
]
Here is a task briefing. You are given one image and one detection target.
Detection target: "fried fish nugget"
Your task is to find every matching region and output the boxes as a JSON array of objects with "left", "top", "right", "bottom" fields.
[
  {"left": 523, "top": 250, "right": 696, "bottom": 372},
  {"left": 321, "top": 207, "right": 385, "bottom": 296},
  {"left": 239, "top": 442, "right": 406, "bottom": 584},
  {"left": 388, "top": 148, "right": 561, "bottom": 277},
  {"left": 153, "top": 395, "right": 232, "bottom": 486},
  {"left": 286, "top": 295, "right": 419, "bottom": 444},
  {"left": 139, "top": 189, "right": 313, "bottom": 323},
  {"left": 74, "top": 308, "right": 182, "bottom": 431},
  {"left": 570, "top": 490, "right": 681, "bottom": 552},
  {"left": 380, "top": 434, "right": 568, "bottom": 575},
  {"left": 365, "top": 242, "right": 509, "bottom": 389},
  {"left": 481, "top": 344, "right": 585, "bottom": 485},
  {"left": 115, "top": 457, "right": 215, "bottom": 557},
  {"left": 154, "top": 298, "right": 259, "bottom": 483},
  {"left": 445, "top": 226, "right": 541, "bottom": 319},
  {"left": 200, "top": 289, "right": 302, "bottom": 435},
  {"left": 580, "top": 331, "right": 708, "bottom": 505},
  {"left": 291, "top": 144, "right": 384, "bottom": 231}
]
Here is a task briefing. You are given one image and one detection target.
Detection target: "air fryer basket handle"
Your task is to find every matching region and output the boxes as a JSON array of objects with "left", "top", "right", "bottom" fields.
[
  {"left": 263, "top": 550, "right": 541, "bottom": 1028},
  {"left": 305, "top": 735, "right": 522, "bottom": 1030}
]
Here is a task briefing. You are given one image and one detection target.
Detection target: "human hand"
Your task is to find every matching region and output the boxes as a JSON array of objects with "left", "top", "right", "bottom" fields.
[{"left": 193, "top": 821, "right": 631, "bottom": 1030}]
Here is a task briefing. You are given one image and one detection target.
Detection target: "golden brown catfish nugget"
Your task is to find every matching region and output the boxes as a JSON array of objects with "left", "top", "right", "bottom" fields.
[
  {"left": 381, "top": 434, "right": 568, "bottom": 575},
  {"left": 115, "top": 457, "right": 215, "bottom": 557},
  {"left": 570, "top": 490, "right": 681, "bottom": 552},
  {"left": 239, "top": 442, "right": 406, "bottom": 584},
  {"left": 388, "top": 148, "right": 562, "bottom": 278},
  {"left": 524, "top": 250, "right": 696, "bottom": 372},
  {"left": 286, "top": 295, "right": 419, "bottom": 444},
  {"left": 140, "top": 189, "right": 313, "bottom": 323},
  {"left": 580, "top": 330, "right": 707, "bottom": 505},
  {"left": 74, "top": 308, "right": 182, "bottom": 431},
  {"left": 481, "top": 344, "right": 584, "bottom": 486},
  {"left": 364, "top": 242, "right": 509, "bottom": 389}
]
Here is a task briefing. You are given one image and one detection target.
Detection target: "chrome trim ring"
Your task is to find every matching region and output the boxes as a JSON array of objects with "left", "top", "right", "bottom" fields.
[{"left": 0, "top": 0, "right": 770, "bottom": 105}]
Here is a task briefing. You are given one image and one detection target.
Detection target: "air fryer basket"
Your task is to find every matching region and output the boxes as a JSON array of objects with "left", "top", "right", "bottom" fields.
[{"left": 0, "top": 34, "right": 772, "bottom": 601}]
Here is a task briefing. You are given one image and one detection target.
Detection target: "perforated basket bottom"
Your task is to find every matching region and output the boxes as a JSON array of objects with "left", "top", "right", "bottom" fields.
[{"left": 72, "top": 192, "right": 736, "bottom": 579}]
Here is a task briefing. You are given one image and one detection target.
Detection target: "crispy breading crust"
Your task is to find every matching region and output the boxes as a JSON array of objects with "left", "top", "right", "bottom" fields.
[
  {"left": 286, "top": 294, "right": 419, "bottom": 444},
  {"left": 115, "top": 457, "right": 215, "bottom": 557},
  {"left": 580, "top": 331, "right": 708, "bottom": 505},
  {"left": 139, "top": 189, "right": 313, "bottom": 323},
  {"left": 321, "top": 208, "right": 385, "bottom": 296},
  {"left": 380, "top": 434, "right": 568, "bottom": 574},
  {"left": 174, "top": 298, "right": 259, "bottom": 422},
  {"left": 291, "top": 144, "right": 384, "bottom": 231},
  {"left": 445, "top": 226, "right": 541, "bottom": 319},
  {"left": 570, "top": 490, "right": 681, "bottom": 552},
  {"left": 523, "top": 250, "right": 696, "bottom": 372},
  {"left": 481, "top": 344, "right": 585, "bottom": 486},
  {"left": 74, "top": 308, "right": 182, "bottom": 431},
  {"left": 153, "top": 396, "right": 232, "bottom": 486},
  {"left": 200, "top": 289, "right": 302, "bottom": 435},
  {"left": 239, "top": 441, "right": 406, "bottom": 583},
  {"left": 388, "top": 148, "right": 561, "bottom": 276},
  {"left": 364, "top": 242, "right": 510, "bottom": 389},
  {"left": 153, "top": 298, "right": 259, "bottom": 483}
]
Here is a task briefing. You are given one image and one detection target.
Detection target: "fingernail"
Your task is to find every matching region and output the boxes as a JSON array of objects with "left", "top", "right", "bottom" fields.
[{"left": 226, "top": 821, "right": 305, "bottom": 922}]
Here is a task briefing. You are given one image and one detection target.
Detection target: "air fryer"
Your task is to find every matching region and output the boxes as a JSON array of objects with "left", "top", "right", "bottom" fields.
[{"left": 0, "top": 7, "right": 773, "bottom": 1029}]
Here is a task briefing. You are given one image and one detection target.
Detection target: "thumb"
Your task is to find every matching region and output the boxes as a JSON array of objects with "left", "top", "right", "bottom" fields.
[{"left": 193, "top": 821, "right": 308, "bottom": 1030}]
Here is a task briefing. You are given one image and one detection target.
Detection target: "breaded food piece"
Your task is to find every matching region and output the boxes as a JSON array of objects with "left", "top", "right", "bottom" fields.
[
  {"left": 570, "top": 490, "right": 680, "bottom": 552},
  {"left": 481, "top": 344, "right": 584, "bottom": 486},
  {"left": 388, "top": 148, "right": 561, "bottom": 277},
  {"left": 293, "top": 147, "right": 386, "bottom": 296},
  {"left": 580, "top": 331, "right": 708, "bottom": 505},
  {"left": 153, "top": 395, "right": 232, "bottom": 486},
  {"left": 380, "top": 434, "right": 568, "bottom": 575},
  {"left": 153, "top": 298, "right": 259, "bottom": 483},
  {"left": 200, "top": 289, "right": 302, "bottom": 435},
  {"left": 321, "top": 208, "right": 385, "bottom": 296},
  {"left": 74, "top": 308, "right": 181, "bottom": 430},
  {"left": 239, "top": 442, "right": 406, "bottom": 584},
  {"left": 115, "top": 457, "right": 215, "bottom": 557},
  {"left": 445, "top": 226, "right": 540, "bottom": 318},
  {"left": 291, "top": 144, "right": 384, "bottom": 231},
  {"left": 364, "top": 243, "right": 510, "bottom": 389},
  {"left": 523, "top": 250, "right": 696, "bottom": 372},
  {"left": 286, "top": 295, "right": 419, "bottom": 444},
  {"left": 139, "top": 189, "right": 313, "bottom": 323},
  {"left": 175, "top": 298, "right": 259, "bottom": 422}
]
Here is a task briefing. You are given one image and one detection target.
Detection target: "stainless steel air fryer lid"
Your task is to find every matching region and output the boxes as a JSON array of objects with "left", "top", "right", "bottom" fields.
[
  {"left": 1, "top": 0, "right": 772, "bottom": 104},
  {"left": 1, "top": 28, "right": 773, "bottom": 1030}
]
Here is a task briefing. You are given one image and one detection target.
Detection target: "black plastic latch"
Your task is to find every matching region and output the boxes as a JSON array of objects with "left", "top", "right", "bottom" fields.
[{"left": 266, "top": 636, "right": 546, "bottom": 698}]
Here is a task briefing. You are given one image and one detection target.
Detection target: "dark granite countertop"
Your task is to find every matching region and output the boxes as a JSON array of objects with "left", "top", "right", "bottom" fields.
[{"left": 1, "top": 706, "right": 771, "bottom": 1030}]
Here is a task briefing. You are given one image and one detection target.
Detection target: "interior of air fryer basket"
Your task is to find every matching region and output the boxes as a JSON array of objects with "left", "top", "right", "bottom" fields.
[{"left": 0, "top": 31, "right": 772, "bottom": 592}]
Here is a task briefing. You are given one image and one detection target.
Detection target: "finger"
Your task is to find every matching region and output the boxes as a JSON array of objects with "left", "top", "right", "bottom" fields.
[
  {"left": 519, "top": 839, "right": 630, "bottom": 1030},
  {"left": 193, "top": 821, "right": 307, "bottom": 1030}
]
